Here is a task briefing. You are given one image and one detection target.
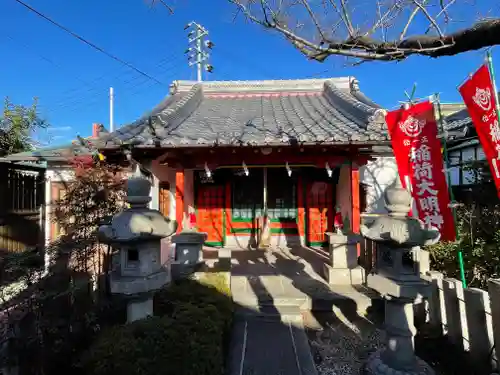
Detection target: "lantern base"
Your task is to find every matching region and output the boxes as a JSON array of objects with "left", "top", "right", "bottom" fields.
[
  {"left": 322, "top": 264, "right": 365, "bottom": 285},
  {"left": 363, "top": 349, "right": 435, "bottom": 375}
]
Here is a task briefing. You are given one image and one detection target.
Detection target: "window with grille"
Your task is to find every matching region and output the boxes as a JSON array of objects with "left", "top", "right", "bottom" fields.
[
  {"left": 267, "top": 168, "right": 297, "bottom": 221},
  {"left": 232, "top": 169, "right": 263, "bottom": 220}
]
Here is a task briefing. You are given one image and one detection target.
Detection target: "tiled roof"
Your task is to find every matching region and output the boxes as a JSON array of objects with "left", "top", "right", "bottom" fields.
[
  {"left": 1, "top": 143, "right": 90, "bottom": 162},
  {"left": 101, "top": 77, "right": 388, "bottom": 148},
  {"left": 2, "top": 133, "right": 106, "bottom": 162},
  {"left": 443, "top": 108, "right": 472, "bottom": 132}
]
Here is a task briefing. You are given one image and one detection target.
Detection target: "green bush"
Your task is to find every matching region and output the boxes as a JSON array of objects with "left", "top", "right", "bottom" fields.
[
  {"left": 427, "top": 202, "right": 500, "bottom": 289},
  {"left": 82, "top": 275, "right": 233, "bottom": 375},
  {"left": 155, "top": 274, "right": 233, "bottom": 329}
]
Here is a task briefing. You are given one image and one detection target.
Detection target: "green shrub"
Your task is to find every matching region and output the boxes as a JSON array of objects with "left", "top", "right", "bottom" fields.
[
  {"left": 426, "top": 202, "right": 500, "bottom": 289},
  {"left": 154, "top": 274, "right": 233, "bottom": 330},
  {"left": 82, "top": 275, "right": 233, "bottom": 375}
]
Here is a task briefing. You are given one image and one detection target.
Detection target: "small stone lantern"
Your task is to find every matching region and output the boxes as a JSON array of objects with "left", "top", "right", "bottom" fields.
[
  {"left": 171, "top": 229, "right": 207, "bottom": 279},
  {"left": 323, "top": 232, "right": 364, "bottom": 285},
  {"left": 361, "top": 178, "right": 440, "bottom": 375},
  {"left": 98, "top": 176, "right": 178, "bottom": 323}
]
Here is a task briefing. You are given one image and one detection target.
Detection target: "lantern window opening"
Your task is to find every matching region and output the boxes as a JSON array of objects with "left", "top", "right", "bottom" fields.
[{"left": 127, "top": 248, "right": 140, "bottom": 266}]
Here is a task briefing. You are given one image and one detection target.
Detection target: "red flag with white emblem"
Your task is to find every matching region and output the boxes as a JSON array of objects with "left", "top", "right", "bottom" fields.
[
  {"left": 459, "top": 64, "right": 500, "bottom": 197},
  {"left": 386, "top": 101, "right": 456, "bottom": 241}
]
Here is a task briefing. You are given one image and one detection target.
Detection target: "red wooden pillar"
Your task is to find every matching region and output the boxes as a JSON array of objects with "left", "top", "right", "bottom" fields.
[
  {"left": 175, "top": 169, "right": 185, "bottom": 233},
  {"left": 350, "top": 163, "right": 360, "bottom": 234}
]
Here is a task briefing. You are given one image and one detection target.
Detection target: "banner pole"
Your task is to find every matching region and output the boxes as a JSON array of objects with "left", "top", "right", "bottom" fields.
[
  {"left": 487, "top": 50, "right": 500, "bottom": 120},
  {"left": 435, "top": 94, "right": 466, "bottom": 288}
]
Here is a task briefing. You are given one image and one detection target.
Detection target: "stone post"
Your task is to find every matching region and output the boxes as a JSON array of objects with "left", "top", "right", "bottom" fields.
[
  {"left": 322, "top": 232, "right": 364, "bottom": 285},
  {"left": 361, "top": 178, "right": 439, "bottom": 375},
  {"left": 488, "top": 279, "right": 500, "bottom": 372}
]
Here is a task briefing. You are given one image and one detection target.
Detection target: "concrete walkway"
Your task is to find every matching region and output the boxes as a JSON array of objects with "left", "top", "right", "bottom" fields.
[
  {"left": 226, "top": 247, "right": 378, "bottom": 375},
  {"left": 227, "top": 315, "right": 317, "bottom": 375}
]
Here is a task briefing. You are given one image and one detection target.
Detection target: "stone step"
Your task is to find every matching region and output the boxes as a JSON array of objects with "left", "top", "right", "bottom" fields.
[
  {"left": 235, "top": 304, "right": 304, "bottom": 323},
  {"left": 233, "top": 289, "right": 376, "bottom": 314}
]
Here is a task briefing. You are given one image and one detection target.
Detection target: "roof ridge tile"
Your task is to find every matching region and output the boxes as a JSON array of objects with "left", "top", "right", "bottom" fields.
[{"left": 171, "top": 77, "right": 351, "bottom": 94}]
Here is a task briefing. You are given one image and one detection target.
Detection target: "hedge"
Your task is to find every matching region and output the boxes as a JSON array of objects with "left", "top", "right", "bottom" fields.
[{"left": 81, "top": 274, "right": 233, "bottom": 375}]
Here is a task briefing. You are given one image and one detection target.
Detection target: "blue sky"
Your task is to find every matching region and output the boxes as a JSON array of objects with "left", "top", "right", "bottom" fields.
[{"left": 0, "top": 0, "right": 498, "bottom": 146}]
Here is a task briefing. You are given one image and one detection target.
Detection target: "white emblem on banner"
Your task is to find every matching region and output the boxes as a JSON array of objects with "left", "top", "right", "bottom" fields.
[
  {"left": 399, "top": 116, "right": 426, "bottom": 138},
  {"left": 472, "top": 87, "right": 492, "bottom": 111}
]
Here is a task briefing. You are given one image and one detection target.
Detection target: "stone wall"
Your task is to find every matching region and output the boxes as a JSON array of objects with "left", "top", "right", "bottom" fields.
[{"left": 414, "top": 251, "right": 500, "bottom": 373}]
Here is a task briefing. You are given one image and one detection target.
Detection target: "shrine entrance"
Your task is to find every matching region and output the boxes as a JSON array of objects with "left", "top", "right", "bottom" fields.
[
  {"left": 193, "top": 166, "right": 339, "bottom": 248},
  {"left": 194, "top": 170, "right": 226, "bottom": 246},
  {"left": 304, "top": 168, "right": 337, "bottom": 247}
]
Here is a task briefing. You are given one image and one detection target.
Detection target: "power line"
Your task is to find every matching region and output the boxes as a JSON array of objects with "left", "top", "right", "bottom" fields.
[
  {"left": 0, "top": 30, "right": 129, "bottom": 102},
  {"left": 46, "top": 55, "right": 184, "bottom": 110},
  {"left": 14, "top": 0, "right": 165, "bottom": 85},
  {"left": 42, "top": 57, "right": 185, "bottom": 115}
]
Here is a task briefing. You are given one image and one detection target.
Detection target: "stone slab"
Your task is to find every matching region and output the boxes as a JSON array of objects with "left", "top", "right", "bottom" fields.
[
  {"left": 110, "top": 269, "right": 169, "bottom": 295},
  {"left": 366, "top": 273, "right": 431, "bottom": 299},
  {"left": 322, "top": 264, "right": 365, "bottom": 285}
]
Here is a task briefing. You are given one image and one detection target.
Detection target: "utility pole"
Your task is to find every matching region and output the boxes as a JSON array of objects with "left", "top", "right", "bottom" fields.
[
  {"left": 109, "top": 87, "right": 114, "bottom": 132},
  {"left": 184, "top": 22, "right": 214, "bottom": 82}
]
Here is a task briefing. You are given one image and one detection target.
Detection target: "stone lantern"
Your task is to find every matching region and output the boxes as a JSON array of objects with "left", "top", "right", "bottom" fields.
[
  {"left": 98, "top": 176, "right": 177, "bottom": 323},
  {"left": 361, "top": 178, "right": 440, "bottom": 375}
]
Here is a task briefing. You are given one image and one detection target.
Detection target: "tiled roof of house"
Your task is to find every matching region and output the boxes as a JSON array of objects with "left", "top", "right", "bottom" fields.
[
  {"left": 0, "top": 143, "right": 90, "bottom": 162},
  {"left": 443, "top": 108, "right": 472, "bottom": 132},
  {"left": 101, "top": 77, "right": 388, "bottom": 148},
  {"left": 1, "top": 125, "right": 106, "bottom": 162}
]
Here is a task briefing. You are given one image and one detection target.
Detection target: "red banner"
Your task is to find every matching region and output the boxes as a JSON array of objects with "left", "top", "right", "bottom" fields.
[
  {"left": 459, "top": 64, "right": 500, "bottom": 195},
  {"left": 386, "top": 101, "right": 456, "bottom": 241}
]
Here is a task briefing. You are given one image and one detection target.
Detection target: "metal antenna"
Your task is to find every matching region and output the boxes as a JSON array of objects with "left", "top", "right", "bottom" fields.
[{"left": 184, "top": 21, "right": 214, "bottom": 82}]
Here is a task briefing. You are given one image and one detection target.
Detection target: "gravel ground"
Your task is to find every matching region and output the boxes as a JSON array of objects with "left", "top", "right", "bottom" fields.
[
  {"left": 305, "top": 311, "right": 498, "bottom": 375},
  {"left": 305, "top": 312, "right": 385, "bottom": 375}
]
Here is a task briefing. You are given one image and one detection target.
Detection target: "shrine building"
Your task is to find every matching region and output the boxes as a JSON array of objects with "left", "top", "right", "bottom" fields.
[
  {"left": 4, "top": 77, "right": 394, "bottom": 250},
  {"left": 99, "top": 77, "right": 390, "bottom": 248}
]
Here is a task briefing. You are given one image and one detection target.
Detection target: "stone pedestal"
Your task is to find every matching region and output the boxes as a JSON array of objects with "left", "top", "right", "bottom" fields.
[
  {"left": 322, "top": 232, "right": 364, "bottom": 285},
  {"left": 127, "top": 298, "right": 154, "bottom": 323},
  {"left": 365, "top": 274, "right": 434, "bottom": 374}
]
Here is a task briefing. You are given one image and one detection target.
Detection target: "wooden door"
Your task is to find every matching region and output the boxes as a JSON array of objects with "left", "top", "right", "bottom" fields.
[
  {"left": 196, "top": 184, "right": 225, "bottom": 246},
  {"left": 306, "top": 181, "right": 333, "bottom": 246},
  {"left": 159, "top": 182, "right": 170, "bottom": 218}
]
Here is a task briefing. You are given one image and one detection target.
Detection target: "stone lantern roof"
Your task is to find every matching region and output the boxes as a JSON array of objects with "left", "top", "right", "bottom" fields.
[
  {"left": 361, "top": 178, "right": 440, "bottom": 247},
  {"left": 98, "top": 177, "right": 177, "bottom": 244}
]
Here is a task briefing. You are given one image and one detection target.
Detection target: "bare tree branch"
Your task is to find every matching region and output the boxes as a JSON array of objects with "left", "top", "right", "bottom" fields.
[
  {"left": 411, "top": 0, "right": 444, "bottom": 37},
  {"left": 339, "top": 0, "right": 355, "bottom": 36},
  {"left": 425, "top": 0, "right": 458, "bottom": 34},
  {"left": 300, "top": 0, "right": 328, "bottom": 41},
  {"left": 229, "top": 0, "right": 500, "bottom": 62},
  {"left": 148, "top": 0, "right": 174, "bottom": 14},
  {"left": 400, "top": 5, "right": 424, "bottom": 41}
]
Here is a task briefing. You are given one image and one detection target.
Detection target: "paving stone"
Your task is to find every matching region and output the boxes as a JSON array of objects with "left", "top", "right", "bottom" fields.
[{"left": 243, "top": 320, "right": 301, "bottom": 375}]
